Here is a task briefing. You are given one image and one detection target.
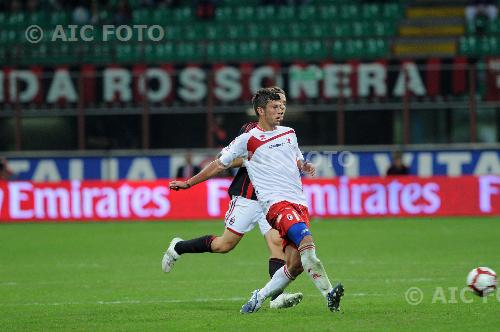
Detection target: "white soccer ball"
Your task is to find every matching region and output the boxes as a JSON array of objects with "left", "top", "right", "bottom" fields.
[{"left": 467, "top": 267, "right": 497, "bottom": 297}]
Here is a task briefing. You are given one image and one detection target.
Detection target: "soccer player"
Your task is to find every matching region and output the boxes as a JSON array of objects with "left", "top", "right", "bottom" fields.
[
  {"left": 163, "top": 88, "right": 304, "bottom": 310},
  {"left": 168, "top": 88, "right": 344, "bottom": 313}
]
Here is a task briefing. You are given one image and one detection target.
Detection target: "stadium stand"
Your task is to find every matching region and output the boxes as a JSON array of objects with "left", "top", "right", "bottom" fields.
[{"left": 0, "top": 0, "right": 403, "bottom": 64}]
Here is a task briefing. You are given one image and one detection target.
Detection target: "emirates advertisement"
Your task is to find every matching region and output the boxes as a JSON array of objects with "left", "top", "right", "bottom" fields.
[{"left": 0, "top": 176, "right": 499, "bottom": 222}]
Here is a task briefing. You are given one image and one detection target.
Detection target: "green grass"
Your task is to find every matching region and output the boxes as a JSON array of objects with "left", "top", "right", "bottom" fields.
[{"left": 1, "top": 217, "right": 500, "bottom": 331}]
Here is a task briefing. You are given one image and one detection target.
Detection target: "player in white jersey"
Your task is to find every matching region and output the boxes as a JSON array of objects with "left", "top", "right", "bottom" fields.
[
  {"left": 169, "top": 88, "right": 344, "bottom": 313},
  {"left": 163, "top": 88, "right": 303, "bottom": 309}
]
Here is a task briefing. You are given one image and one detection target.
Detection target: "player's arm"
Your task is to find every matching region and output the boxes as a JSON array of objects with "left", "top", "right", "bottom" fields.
[
  {"left": 169, "top": 159, "right": 227, "bottom": 190},
  {"left": 293, "top": 134, "right": 316, "bottom": 176},
  {"left": 169, "top": 134, "right": 248, "bottom": 191}
]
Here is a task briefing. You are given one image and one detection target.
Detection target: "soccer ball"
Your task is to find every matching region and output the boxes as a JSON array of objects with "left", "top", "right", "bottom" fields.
[{"left": 467, "top": 267, "right": 497, "bottom": 297}]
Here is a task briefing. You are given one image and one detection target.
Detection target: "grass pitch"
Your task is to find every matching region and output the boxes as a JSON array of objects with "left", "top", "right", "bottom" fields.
[{"left": 1, "top": 217, "right": 500, "bottom": 331}]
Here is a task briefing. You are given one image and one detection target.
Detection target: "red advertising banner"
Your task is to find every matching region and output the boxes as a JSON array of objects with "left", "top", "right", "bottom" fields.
[{"left": 0, "top": 176, "right": 499, "bottom": 222}]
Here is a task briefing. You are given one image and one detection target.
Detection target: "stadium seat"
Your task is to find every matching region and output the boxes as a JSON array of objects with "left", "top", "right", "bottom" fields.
[
  {"left": 236, "top": 6, "right": 255, "bottom": 21},
  {"left": 276, "top": 6, "right": 295, "bottom": 21},
  {"left": 339, "top": 5, "right": 358, "bottom": 20},
  {"left": 301, "top": 40, "right": 328, "bottom": 60},
  {"left": 215, "top": 6, "right": 233, "bottom": 21},
  {"left": 50, "top": 11, "right": 70, "bottom": 26},
  {"left": 318, "top": 5, "right": 338, "bottom": 20},
  {"left": 361, "top": 4, "right": 381, "bottom": 20},
  {"left": 297, "top": 6, "right": 317, "bottom": 21},
  {"left": 28, "top": 11, "right": 49, "bottom": 26},
  {"left": 256, "top": 6, "right": 275, "bottom": 21},
  {"left": 238, "top": 40, "right": 263, "bottom": 61},
  {"left": 7, "top": 12, "right": 26, "bottom": 26}
]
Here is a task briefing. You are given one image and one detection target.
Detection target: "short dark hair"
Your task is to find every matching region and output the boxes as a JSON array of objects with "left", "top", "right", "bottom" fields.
[
  {"left": 267, "top": 86, "right": 285, "bottom": 95},
  {"left": 252, "top": 88, "right": 281, "bottom": 116}
]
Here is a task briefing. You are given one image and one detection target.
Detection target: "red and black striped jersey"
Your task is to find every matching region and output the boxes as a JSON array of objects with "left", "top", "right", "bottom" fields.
[
  {"left": 228, "top": 167, "right": 257, "bottom": 200},
  {"left": 227, "top": 121, "right": 258, "bottom": 201}
]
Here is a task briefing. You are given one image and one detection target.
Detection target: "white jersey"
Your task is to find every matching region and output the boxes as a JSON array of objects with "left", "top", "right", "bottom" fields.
[{"left": 219, "top": 125, "right": 307, "bottom": 214}]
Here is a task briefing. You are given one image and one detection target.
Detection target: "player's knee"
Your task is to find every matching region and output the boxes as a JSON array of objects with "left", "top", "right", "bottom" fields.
[{"left": 300, "top": 247, "right": 321, "bottom": 267}]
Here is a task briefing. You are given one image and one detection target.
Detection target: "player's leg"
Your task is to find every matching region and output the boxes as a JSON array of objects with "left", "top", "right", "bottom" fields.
[
  {"left": 162, "top": 196, "right": 253, "bottom": 272},
  {"left": 262, "top": 223, "right": 286, "bottom": 298},
  {"left": 291, "top": 225, "right": 344, "bottom": 312},
  {"left": 241, "top": 203, "right": 343, "bottom": 313},
  {"left": 240, "top": 242, "right": 302, "bottom": 314},
  {"left": 261, "top": 223, "right": 303, "bottom": 308},
  {"left": 209, "top": 229, "right": 242, "bottom": 253}
]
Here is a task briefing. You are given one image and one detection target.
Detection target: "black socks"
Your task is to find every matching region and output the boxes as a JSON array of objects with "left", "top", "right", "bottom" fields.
[{"left": 174, "top": 235, "right": 215, "bottom": 255}]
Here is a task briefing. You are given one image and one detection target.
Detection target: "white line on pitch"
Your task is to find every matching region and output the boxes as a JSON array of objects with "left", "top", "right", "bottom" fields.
[{"left": 0, "top": 293, "right": 381, "bottom": 307}]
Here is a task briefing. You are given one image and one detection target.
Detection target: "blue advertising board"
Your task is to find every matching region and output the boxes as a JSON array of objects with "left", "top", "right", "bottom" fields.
[
  {"left": 5, "top": 156, "right": 171, "bottom": 181},
  {"left": 3, "top": 149, "right": 499, "bottom": 181},
  {"left": 306, "top": 149, "right": 500, "bottom": 177}
]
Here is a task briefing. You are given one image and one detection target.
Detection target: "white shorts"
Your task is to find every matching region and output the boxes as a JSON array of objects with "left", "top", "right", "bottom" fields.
[{"left": 224, "top": 196, "right": 271, "bottom": 236}]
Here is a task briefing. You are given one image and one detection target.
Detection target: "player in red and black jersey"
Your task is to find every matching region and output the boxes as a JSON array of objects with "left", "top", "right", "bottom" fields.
[
  {"left": 162, "top": 87, "right": 303, "bottom": 309},
  {"left": 227, "top": 122, "right": 258, "bottom": 201}
]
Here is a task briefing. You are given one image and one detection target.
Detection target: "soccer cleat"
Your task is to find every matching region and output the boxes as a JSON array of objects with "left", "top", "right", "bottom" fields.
[
  {"left": 240, "top": 289, "right": 264, "bottom": 314},
  {"left": 270, "top": 292, "right": 303, "bottom": 309},
  {"left": 161, "top": 237, "right": 182, "bottom": 272},
  {"left": 327, "top": 283, "right": 344, "bottom": 312}
]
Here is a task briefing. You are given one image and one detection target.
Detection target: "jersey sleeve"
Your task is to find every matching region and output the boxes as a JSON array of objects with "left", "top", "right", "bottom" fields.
[
  {"left": 218, "top": 133, "right": 249, "bottom": 167},
  {"left": 293, "top": 133, "right": 304, "bottom": 161}
]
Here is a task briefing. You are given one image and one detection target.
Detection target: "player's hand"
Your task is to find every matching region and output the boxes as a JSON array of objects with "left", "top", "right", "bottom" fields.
[
  {"left": 301, "top": 161, "right": 316, "bottom": 177},
  {"left": 169, "top": 180, "right": 191, "bottom": 191}
]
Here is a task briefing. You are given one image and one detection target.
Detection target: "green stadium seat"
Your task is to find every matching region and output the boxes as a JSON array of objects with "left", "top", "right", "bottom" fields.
[
  {"left": 50, "top": 42, "right": 75, "bottom": 65},
  {"left": 491, "top": 19, "right": 500, "bottom": 33},
  {"left": 50, "top": 12, "right": 69, "bottom": 26},
  {"left": 301, "top": 40, "right": 328, "bottom": 60},
  {"left": 7, "top": 12, "right": 26, "bottom": 26},
  {"left": 361, "top": 4, "right": 381, "bottom": 20},
  {"left": 164, "top": 25, "right": 182, "bottom": 41},
  {"left": 382, "top": 3, "right": 402, "bottom": 20},
  {"left": 339, "top": 5, "right": 358, "bottom": 20},
  {"left": 289, "top": 22, "right": 309, "bottom": 38},
  {"left": 345, "top": 39, "right": 364, "bottom": 58},
  {"left": 365, "top": 38, "right": 388, "bottom": 58},
  {"left": 318, "top": 5, "right": 338, "bottom": 20},
  {"left": 256, "top": 6, "right": 275, "bottom": 21},
  {"left": 332, "top": 22, "right": 350, "bottom": 38},
  {"left": 114, "top": 43, "right": 130, "bottom": 63},
  {"left": 276, "top": 6, "right": 295, "bottom": 21},
  {"left": 172, "top": 7, "right": 192, "bottom": 22},
  {"left": 204, "top": 24, "right": 219, "bottom": 40},
  {"left": 236, "top": 6, "right": 255, "bottom": 21},
  {"left": 297, "top": 6, "right": 317, "bottom": 21},
  {"left": 219, "top": 41, "right": 238, "bottom": 60},
  {"left": 351, "top": 22, "right": 367, "bottom": 37},
  {"left": 332, "top": 40, "right": 346, "bottom": 59},
  {"left": 0, "top": 29, "right": 18, "bottom": 45},
  {"left": 268, "top": 23, "right": 287, "bottom": 39},
  {"left": 226, "top": 24, "right": 247, "bottom": 40},
  {"left": 238, "top": 40, "right": 263, "bottom": 61},
  {"left": 28, "top": 12, "right": 49, "bottom": 26},
  {"left": 215, "top": 7, "right": 233, "bottom": 21},
  {"left": 175, "top": 42, "right": 203, "bottom": 62},
  {"left": 458, "top": 36, "right": 477, "bottom": 56},
  {"left": 246, "top": 23, "right": 267, "bottom": 39}
]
